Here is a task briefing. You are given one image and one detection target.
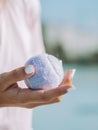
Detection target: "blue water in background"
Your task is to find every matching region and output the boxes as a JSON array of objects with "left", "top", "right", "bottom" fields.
[{"left": 33, "top": 65, "right": 98, "bottom": 130}]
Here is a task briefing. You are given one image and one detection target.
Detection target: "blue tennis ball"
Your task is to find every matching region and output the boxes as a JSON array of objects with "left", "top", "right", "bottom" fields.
[{"left": 25, "top": 53, "right": 64, "bottom": 90}]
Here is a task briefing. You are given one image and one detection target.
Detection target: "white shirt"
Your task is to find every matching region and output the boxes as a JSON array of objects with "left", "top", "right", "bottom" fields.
[{"left": 0, "top": 0, "right": 45, "bottom": 129}]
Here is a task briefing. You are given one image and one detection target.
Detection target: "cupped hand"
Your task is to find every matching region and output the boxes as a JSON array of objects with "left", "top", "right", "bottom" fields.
[{"left": 0, "top": 66, "right": 74, "bottom": 108}]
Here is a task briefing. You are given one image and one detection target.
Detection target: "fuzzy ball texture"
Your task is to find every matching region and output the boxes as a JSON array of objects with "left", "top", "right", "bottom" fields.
[{"left": 25, "top": 53, "right": 64, "bottom": 90}]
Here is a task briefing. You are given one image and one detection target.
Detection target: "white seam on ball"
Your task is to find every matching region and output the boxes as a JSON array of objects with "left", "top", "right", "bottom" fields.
[{"left": 46, "top": 54, "right": 60, "bottom": 79}]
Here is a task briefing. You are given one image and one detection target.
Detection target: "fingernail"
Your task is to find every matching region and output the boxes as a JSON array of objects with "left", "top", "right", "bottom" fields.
[
  {"left": 25, "top": 65, "right": 35, "bottom": 74},
  {"left": 68, "top": 85, "right": 76, "bottom": 91},
  {"left": 71, "top": 69, "right": 76, "bottom": 78}
]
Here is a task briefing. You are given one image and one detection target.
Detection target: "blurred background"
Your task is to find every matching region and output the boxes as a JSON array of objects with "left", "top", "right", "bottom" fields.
[{"left": 33, "top": 0, "right": 98, "bottom": 130}]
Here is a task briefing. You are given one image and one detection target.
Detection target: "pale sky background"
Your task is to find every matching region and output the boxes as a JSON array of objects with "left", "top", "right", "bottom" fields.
[{"left": 41, "top": 0, "right": 98, "bottom": 33}]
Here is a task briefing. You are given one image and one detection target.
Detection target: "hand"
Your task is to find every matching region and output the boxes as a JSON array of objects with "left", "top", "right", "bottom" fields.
[{"left": 0, "top": 66, "right": 74, "bottom": 108}]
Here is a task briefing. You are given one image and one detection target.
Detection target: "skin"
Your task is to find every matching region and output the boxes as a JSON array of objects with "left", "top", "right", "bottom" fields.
[{"left": 0, "top": 66, "right": 73, "bottom": 109}]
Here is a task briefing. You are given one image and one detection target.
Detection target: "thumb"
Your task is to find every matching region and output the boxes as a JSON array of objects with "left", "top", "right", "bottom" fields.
[{"left": 4, "top": 65, "right": 35, "bottom": 86}]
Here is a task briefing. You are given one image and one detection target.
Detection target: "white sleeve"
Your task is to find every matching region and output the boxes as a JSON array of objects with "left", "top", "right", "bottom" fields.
[{"left": 24, "top": 0, "right": 45, "bottom": 54}]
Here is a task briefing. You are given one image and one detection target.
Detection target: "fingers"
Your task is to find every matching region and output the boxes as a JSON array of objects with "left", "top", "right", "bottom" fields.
[
  {"left": 22, "top": 96, "right": 63, "bottom": 109},
  {"left": 60, "top": 70, "right": 75, "bottom": 89},
  {"left": 0, "top": 65, "right": 35, "bottom": 91},
  {"left": 16, "top": 85, "right": 68, "bottom": 104},
  {"left": 41, "top": 86, "right": 68, "bottom": 101},
  {"left": 9, "top": 65, "right": 35, "bottom": 83},
  {"left": 0, "top": 85, "right": 64, "bottom": 108},
  {"left": 61, "top": 70, "right": 72, "bottom": 84}
]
